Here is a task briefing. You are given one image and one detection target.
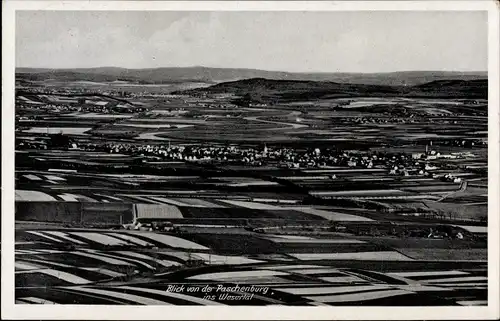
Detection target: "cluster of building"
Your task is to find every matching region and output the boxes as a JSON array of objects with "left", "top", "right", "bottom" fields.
[
  {"left": 120, "top": 92, "right": 182, "bottom": 98},
  {"left": 344, "top": 116, "right": 426, "bottom": 125},
  {"left": 17, "top": 87, "right": 93, "bottom": 95},
  {"left": 411, "top": 145, "right": 476, "bottom": 161},
  {"left": 442, "top": 139, "right": 487, "bottom": 147},
  {"left": 189, "top": 102, "right": 236, "bottom": 109},
  {"left": 18, "top": 103, "right": 77, "bottom": 112},
  {"left": 16, "top": 99, "right": 147, "bottom": 115},
  {"left": 15, "top": 135, "right": 480, "bottom": 183},
  {"left": 75, "top": 142, "right": 461, "bottom": 174}
]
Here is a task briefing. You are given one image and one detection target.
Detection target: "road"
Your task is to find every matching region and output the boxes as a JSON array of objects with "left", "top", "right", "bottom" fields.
[
  {"left": 134, "top": 131, "right": 172, "bottom": 141},
  {"left": 436, "top": 181, "right": 468, "bottom": 202},
  {"left": 244, "top": 111, "right": 309, "bottom": 130}
]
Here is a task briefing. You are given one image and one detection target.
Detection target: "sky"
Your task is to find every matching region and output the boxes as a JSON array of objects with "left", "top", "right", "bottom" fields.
[{"left": 16, "top": 11, "right": 488, "bottom": 73}]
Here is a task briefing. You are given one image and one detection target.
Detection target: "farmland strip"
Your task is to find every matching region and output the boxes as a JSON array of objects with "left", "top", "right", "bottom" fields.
[
  {"left": 438, "top": 284, "right": 487, "bottom": 288},
  {"left": 58, "top": 193, "right": 80, "bottom": 202},
  {"left": 15, "top": 262, "right": 44, "bottom": 270},
  {"left": 457, "top": 300, "right": 488, "bottom": 306},
  {"left": 24, "top": 258, "right": 126, "bottom": 277},
  {"left": 192, "top": 253, "right": 264, "bottom": 265},
  {"left": 275, "top": 285, "right": 387, "bottom": 296},
  {"left": 15, "top": 190, "right": 57, "bottom": 201},
  {"left": 94, "top": 194, "right": 123, "bottom": 201},
  {"left": 124, "top": 195, "right": 163, "bottom": 204},
  {"left": 23, "top": 174, "right": 42, "bottom": 181},
  {"left": 15, "top": 250, "right": 43, "bottom": 255},
  {"left": 289, "top": 251, "right": 413, "bottom": 261},
  {"left": 26, "top": 231, "right": 63, "bottom": 243},
  {"left": 17, "top": 269, "right": 90, "bottom": 285},
  {"left": 44, "top": 175, "right": 66, "bottom": 181},
  {"left": 176, "top": 198, "right": 224, "bottom": 208},
  {"left": 69, "top": 232, "right": 129, "bottom": 246},
  {"left": 105, "top": 233, "right": 154, "bottom": 246},
  {"left": 320, "top": 276, "right": 369, "bottom": 283},
  {"left": 150, "top": 197, "right": 197, "bottom": 207},
  {"left": 425, "top": 276, "right": 487, "bottom": 283},
  {"left": 218, "top": 200, "right": 283, "bottom": 210},
  {"left": 119, "top": 286, "right": 224, "bottom": 306},
  {"left": 285, "top": 268, "right": 343, "bottom": 275},
  {"left": 396, "top": 285, "right": 451, "bottom": 292},
  {"left": 126, "top": 232, "right": 208, "bottom": 250},
  {"left": 81, "top": 249, "right": 156, "bottom": 270},
  {"left": 70, "top": 251, "right": 134, "bottom": 266},
  {"left": 257, "top": 265, "right": 324, "bottom": 270},
  {"left": 30, "top": 249, "right": 65, "bottom": 254},
  {"left": 284, "top": 207, "right": 373, "bottom": 222},
  {"left": 134, "top": 204, "right": 184, "bottom": 219},
  {"left": 387, "top": 270, "right": 469, "bottom": 278},
  {"left": 188, "top": 270, "right": 289, "bottom": 280},
  {"left": 305, "top": 289, "right": 412, "bottom": 303},
  {"left": 18, "top": 297, "right": 58, "bottom": 304},
  {"left": 264, "top": 235, "right": 313, "bottom": 240},
  {"left": 67, "top": 287, "right": 170, "bottom": 305},
  {"left": 44, "top": 231, "right": 86, "bottom": 245},
  {"left": 267, "top": 238, "right": 366, "bottom": 244},
  {"left": 114, "top": 251, "right": 180, "bottom": 268}
]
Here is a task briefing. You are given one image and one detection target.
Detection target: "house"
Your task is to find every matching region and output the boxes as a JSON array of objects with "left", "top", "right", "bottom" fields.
[{"left": 412, "top": 153, "right": 424, "bottom": 159}]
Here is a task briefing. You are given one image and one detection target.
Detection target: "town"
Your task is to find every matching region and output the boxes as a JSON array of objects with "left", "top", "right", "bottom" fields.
[{"left": 12, "top": 8, "right": 490, "bottom": 308}]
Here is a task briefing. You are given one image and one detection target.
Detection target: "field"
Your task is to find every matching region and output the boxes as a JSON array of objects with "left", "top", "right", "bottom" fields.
[
  {"left": 20, "top": 127, "right": 92, "bottom": 135},
  {"left": 16, "top": 88, "right": 487, "bottom": 146},
  {"left": 14, "top": 226, "right": 487, "bottom": 306},
  {"left": 14, "top": 73, "right": 488, "bottom": 306}
]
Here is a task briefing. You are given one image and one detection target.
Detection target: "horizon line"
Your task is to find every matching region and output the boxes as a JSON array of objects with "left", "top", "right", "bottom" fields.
[{"left": 15, "top": 65, "right": 488, "bottom": 75}]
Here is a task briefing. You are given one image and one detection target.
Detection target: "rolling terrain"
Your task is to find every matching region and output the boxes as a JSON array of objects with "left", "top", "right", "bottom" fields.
[
  {"left": 14, "top": 68, "right": 489, "bottom": 306},
  {"left": 177, "top": 78, "right": 488, "bottom": 103},
  {"left": 16, "top": 67, "right": 487, "bottom": 86}
]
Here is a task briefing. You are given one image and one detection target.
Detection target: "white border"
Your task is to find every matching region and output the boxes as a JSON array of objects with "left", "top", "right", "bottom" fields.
[{"left": 2, "top": 1, "right": 499, "bottom": 320}]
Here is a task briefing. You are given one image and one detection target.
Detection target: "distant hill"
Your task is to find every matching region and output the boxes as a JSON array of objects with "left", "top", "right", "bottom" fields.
[
  {"left": 16, "top": 67, "right": 487, "bottom": 86},
  {"left": 410, "top": 79, "right": 488, "bottom": 97},
  {"left": 175, "top": 78, "right": 488, "bottom": 103}
]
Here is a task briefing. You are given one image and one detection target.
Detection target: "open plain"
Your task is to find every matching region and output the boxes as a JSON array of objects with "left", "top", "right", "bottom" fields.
[{"left": 14, "top": 67, "right": 488, "bottom": 306}]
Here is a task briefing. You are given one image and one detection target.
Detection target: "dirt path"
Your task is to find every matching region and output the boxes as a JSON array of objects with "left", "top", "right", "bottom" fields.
[{"left": 244, "top": 111, "right": 309, "bottom": 130}]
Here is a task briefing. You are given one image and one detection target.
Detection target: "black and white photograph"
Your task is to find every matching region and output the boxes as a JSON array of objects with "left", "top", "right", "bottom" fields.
[{"left": 2, "top": 1, "right": 499, "bottom": 319}]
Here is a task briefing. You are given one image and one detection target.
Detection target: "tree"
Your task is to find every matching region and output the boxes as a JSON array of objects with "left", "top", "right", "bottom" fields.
[{"left": 49, "top": 133, "right": 72, "bottom": 149}]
